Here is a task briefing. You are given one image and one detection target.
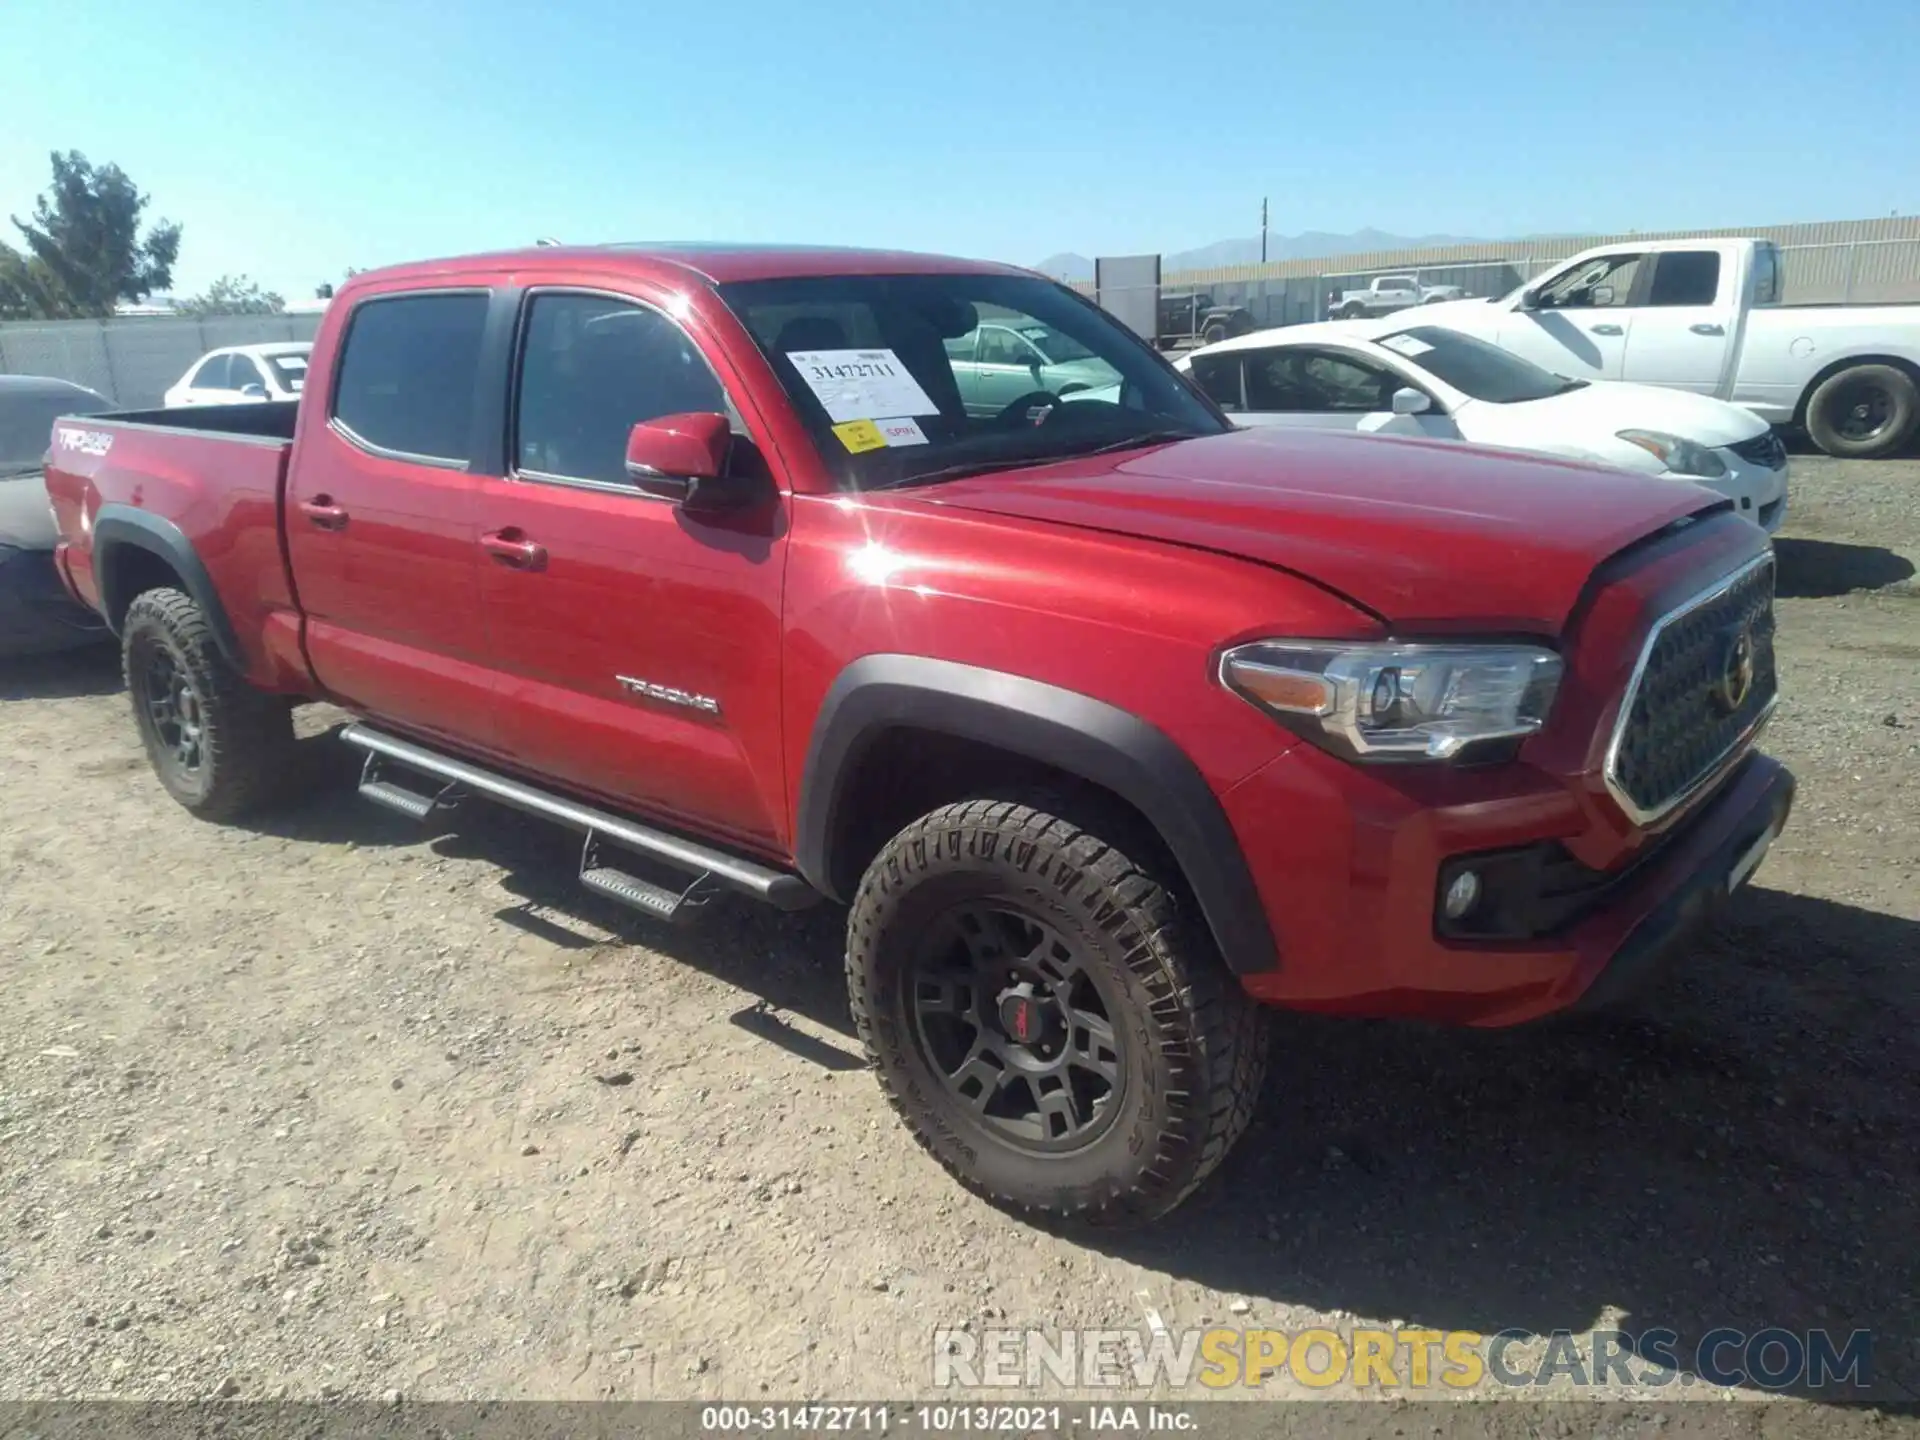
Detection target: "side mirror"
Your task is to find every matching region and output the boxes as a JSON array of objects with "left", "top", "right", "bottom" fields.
[
  {"left": 239, "top": 383, "right": 267, "bottom": 399},
  {"left": 1590, "top": 284, "right": 1616, "bottom": 307},
  {"left": 1390, "top": 387, "right": 1432, "bottom": 416},
  {"left": 624, "top": 412, "right": 747, "bottom": 510}
]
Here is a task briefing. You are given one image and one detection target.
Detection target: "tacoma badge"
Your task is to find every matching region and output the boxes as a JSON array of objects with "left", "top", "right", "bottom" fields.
[{"left": 615, "top": 675, "right": 721, "bottom": 717}]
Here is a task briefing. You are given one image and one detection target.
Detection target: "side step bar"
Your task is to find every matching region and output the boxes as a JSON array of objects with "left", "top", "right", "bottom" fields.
[{"left": 338, "top": 723, "right": 818, "bottom": 915}]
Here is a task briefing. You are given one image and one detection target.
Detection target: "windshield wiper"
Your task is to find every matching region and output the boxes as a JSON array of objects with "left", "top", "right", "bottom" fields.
[{"left": 864, "top": 430, "right": 1203, "bottom": 493}]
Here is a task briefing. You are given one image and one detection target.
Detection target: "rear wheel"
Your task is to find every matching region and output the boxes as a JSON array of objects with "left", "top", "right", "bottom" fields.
[
  {"left": 122, "top": 587, "right": 296, "bottom": 820},
  {"left": 846, "top": 799, "right": 1268, "bottom": 1225},
  {"left": 1804, "top": 363, "right": 1918, "bottom": 459}
]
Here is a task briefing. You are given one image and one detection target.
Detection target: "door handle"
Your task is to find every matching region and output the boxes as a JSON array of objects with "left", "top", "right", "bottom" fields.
[
  {"left": 298, "top": 496, "right": 349, "bottom": 530},
  {"left": 1690, "top": 322, "right": 1725, "bottom": 335},
  {"left": 1589, "top": 323, "right": 1625, "bottom": 336},
  {"left": 480, "top": 528, "right": 548, "bottom": 571}
]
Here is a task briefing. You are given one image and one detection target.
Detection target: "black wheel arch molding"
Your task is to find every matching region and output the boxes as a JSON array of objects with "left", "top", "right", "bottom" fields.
[
  {"left": 794, "top": 654, "right": 1280, "bottom": 975},
  {"left": 90, "top": 505, "right": 246, "bottom": 669}
]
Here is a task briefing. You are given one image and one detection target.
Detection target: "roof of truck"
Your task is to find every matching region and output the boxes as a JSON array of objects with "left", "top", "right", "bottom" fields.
[{"left": 358, "top": 242, "right": 1036, "bottom": 288}]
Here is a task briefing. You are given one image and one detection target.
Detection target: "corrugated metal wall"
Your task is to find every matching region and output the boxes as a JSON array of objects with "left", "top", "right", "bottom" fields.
[
  {"left": 0, "top": 313, "right": 323, "bottom": 409},
  {"left": 1074, "top": 216, "right": 1920, "bottom": 319}
]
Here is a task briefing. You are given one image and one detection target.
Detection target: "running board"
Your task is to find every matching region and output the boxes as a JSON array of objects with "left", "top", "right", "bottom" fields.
[{"left": 337, "top": 724, "right": 818, "bottom": 912}]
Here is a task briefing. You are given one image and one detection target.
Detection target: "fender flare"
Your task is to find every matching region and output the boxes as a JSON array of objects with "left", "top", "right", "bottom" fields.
[
  {"left": 91, "top": 505, "right": 245, "bottom": 669},
  {"left": 794, "top": 654, "right": 1279, "bottom": 974}
]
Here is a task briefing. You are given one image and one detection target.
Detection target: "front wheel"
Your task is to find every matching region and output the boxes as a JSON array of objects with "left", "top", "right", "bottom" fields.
[
  {"left": 846, "top": 799, "right": 1269, "bottom": 1225},
  {"left": 122, "top": 586, "right": 297, "bottom": 820},
  {"left": 1804, "top": 363, "right": 1919, "bottom": 459}
]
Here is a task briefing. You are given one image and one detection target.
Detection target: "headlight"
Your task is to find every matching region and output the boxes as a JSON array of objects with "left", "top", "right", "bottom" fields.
[
  {"left": 1616, "top": 429, "right": 1727, "bottom": 478},
  {"left": 1220, "top": 641, "right": 1563, "bottom": 761}
]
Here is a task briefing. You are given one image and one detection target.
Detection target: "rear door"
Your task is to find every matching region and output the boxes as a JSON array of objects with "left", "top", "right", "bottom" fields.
[
  {"left": 472, "top": 283, "right": 791, "bottom": 847},
  {"left": 285, "top": 285, "right": 503, "bottom": 751},
  {"left": 1619, "top": 248, "right": 1739, "bottom": 394}
]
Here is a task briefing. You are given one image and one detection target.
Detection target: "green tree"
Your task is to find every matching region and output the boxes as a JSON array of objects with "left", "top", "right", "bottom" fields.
[
  {"left": 0, "top": 151, "right": 181, "bottom": 319},
  {"left": 178, "top": 274, "right": 285, "bottom": 317}
]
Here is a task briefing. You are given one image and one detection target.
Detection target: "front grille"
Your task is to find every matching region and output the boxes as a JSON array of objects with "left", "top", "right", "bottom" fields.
[
  {"left": 1729, "top": 430, "right": 1787, "bottom": 470},
  {"left": 1606, "top": 554, "right": 1777, "bottom": 822}
]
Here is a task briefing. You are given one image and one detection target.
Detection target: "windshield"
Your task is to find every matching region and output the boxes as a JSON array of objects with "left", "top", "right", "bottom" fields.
[
  {"left": 0, "top": 388, "right": 112, "bottom": 474},
  {"left": 718, "top": 272, "right": 1225, "bottom": 490},
  {"left": 265, "top": 351, "right": 309, "bottom": 391},
  {"left": 1376, "top": 325, "right": 1583, "bottom": 404}
]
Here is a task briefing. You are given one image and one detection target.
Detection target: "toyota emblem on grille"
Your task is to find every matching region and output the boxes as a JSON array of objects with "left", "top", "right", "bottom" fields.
[{"left": 1712, "top": 623, "right": 1757, "bottom": 714}]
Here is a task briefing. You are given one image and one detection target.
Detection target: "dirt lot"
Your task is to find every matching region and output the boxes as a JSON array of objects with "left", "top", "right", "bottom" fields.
[{"left": 2, "top": 452, "right": 1916, "bottom": 1416}]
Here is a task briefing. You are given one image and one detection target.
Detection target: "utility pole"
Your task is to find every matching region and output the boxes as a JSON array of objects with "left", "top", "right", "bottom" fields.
[{"left": 1261, "top": 197, "right": 1269, "bottom": 264}]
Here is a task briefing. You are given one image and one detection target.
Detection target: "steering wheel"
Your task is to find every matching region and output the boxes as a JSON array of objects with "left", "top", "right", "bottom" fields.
[{"left": 992, "top": 389, "right": 1064, "bottom": 427}]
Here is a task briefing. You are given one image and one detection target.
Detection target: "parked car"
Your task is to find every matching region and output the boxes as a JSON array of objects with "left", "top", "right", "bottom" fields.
[
  {"left": 1415, "top": 237, "right": 1920, "bottom": 457},
  {"left": 1328, "top": 275, "right": 1468, "bottom": 319},
  {"left": 945, "top": 317, "right": 1121, "bottom": 416},
  {"left": 1156, "top": 290, "right": 1257, "bottom": 347},
  {"left": 0, "top": 375, "right": 115, "bottom": 656},
  {"left": 45, "top": 243, "right": 1791, "bottom": 1225},
  {"left": 1177, "top": 319, "right": 1790, "bottom": 531},
  {"left": 163, "top": 342, "right": 312, "bottom": 407}
]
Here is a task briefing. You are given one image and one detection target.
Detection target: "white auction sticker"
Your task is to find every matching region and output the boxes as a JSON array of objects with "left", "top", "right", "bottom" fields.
[
  {"left": 876, "top": 417, "right": 928, "bottom": 447},
  {"left": 785, "top": 348, "right": 939, "bottom": 423},
  {"left": 1379, "top": 333, "right": 1434, "bottom": 357}
]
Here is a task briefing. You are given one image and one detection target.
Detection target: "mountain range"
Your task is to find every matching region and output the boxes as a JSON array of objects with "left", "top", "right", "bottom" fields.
[{"left": 1033, "top": 229, "right": 1495, "bottom": 281}]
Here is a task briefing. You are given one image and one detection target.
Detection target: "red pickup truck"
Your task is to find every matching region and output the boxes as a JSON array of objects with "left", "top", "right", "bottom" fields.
[{"left": 45, "top": 243, "right": 1792, "bottom": 1224}]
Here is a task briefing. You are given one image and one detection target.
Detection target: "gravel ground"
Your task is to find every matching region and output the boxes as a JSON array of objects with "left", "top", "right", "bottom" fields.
[{"left": 1, "top": 452, "right": 1916, "bottom": 1422}]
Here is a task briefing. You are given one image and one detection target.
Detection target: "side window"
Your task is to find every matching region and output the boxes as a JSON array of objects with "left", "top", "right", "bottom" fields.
[
  {"left": 1186, "top": 352, "right": 1243, "bottom": 409},
  {"left": 515, "top": 292, "right": 728, "bottom": 486},
  {"left": 231, "top": 357, "right": 266, "bottom": 392},
  {"left": 191, "top": 354, "right": 232, "bottom": 390},
  {"left": 1646, "top": 251, "right": 1722, "bottom": 307},
  {"left": 943, "top": 329, "right": 979, "bottom": 363},
  {"left": 977, "top": 326, "right": 1034, "bottom": 366},
  {"left": 1248, "top": 349, "right": 1397, "bottom": 412},
  {"left": 1536, "top": 254, "right": 1642, "bottom": 309},
  {"left": 332, "top": 292, "right": 490, "bottom": 463}
]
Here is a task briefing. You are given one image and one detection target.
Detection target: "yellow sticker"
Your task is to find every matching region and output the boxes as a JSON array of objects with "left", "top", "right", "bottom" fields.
[{"left": 832, "top": 418, "right": 886, "bottom": 454}]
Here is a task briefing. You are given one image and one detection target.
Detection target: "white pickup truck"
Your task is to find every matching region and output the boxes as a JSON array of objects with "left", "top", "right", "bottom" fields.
[
  {"left": 1413, "top": 237, "right": 1920, "bottom": 458},
  {"left": 1329, "top": 274, "right": 1467, "bottom": 319}
]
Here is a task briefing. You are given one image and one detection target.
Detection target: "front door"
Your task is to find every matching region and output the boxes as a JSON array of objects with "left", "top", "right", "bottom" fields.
[
  {"left": 474, "top": 286, "right": 790, "bottom": 849},
  {"left": 1497, "top": 252, "right": 1644, "bottom": 381},
  {"left": 285, "top": 287, "right": 500, "bottom": 751}
]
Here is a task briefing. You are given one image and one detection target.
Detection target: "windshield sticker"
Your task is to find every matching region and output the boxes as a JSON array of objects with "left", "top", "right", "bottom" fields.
[
  {"left": 831, "top": 419, "right": 888, "bottom": 454},
  {"left": 1379, "top": 334, "right": 1434, "bottom": 357},
  {"left": 786, "top": 348, "right": 939, "bottom": 422},
  {"left": 876, "top": 417, "right": 927, "bottom": 447}
]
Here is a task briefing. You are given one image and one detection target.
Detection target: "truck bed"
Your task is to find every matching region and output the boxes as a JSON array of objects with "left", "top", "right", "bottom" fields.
[{"left": 90, "top": 399, "right": 300, "bottom": 441}]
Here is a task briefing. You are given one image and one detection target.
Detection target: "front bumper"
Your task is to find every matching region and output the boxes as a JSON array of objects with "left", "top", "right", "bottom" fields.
[
  {"left": 1223, "top": 741, "right": 1794, "bottom": 1027},
  {"left": 1704, "top": 451, "right": 1790, "bottom": 533},
  {"left": 0, "top": 544, "right": 111, "bottom": 657}
]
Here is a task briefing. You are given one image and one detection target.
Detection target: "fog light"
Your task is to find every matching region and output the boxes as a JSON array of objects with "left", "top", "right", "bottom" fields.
[{"left": 1443, "top": 870, "right": 1481, "bottom": 920}]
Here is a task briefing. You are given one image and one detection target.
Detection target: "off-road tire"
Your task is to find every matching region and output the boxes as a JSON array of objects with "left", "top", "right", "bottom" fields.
[
  {"left": 846, "top": 799, "right": 1269, "bottom": 1226},
  {"left": 122, "top": 587, "right": 296, "bottom": 821},
  {"left": 1201, "top": 319, "right": 1230, "bottom": 346},
  {"left": 1804, "top": 363, "right": 1918, "bottom": 459}
]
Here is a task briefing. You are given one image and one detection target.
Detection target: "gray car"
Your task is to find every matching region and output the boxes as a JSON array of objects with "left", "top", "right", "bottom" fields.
[
  {"left": 1, "top": 375, "right": 114, "bottom": 656},
  {"left": 945, "top": 319, "right": 1122, "bottom": 417}
]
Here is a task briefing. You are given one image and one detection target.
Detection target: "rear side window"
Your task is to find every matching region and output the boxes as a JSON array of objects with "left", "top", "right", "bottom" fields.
[
  {"left": 1751, "top": 245, "right": 1781, "bottom": 305},
  {"left": 1647, "top": 251, "right": 1721, "bottom": 307},
  {"left": 332, "top": 292, "right": 490, "bottom": 463},
  {"left": 1187, "top": 352, "right": 1243, "bottom": 409},
  {"left": 514, "top": 293, "right": 727, "bottom": 485},
  {"left": 190, "top": 354, "right": 232, "bottom": 390}
]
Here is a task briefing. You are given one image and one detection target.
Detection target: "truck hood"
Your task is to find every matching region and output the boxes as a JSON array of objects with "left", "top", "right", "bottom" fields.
[
  {"left": 926, "top": 428, "right": 1716, "bottom": 634},
  {"left": 1461, "top": 378, "right": 1771, "bottom": 452}
]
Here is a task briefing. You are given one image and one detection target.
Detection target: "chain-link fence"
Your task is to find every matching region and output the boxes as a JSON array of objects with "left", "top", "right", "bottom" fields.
[
  {"left": 0, "top": 313, "right": 323, "bottom": 409},
  {"left": 1080, "top": 236, "right": 1920, "bottom": 343}
]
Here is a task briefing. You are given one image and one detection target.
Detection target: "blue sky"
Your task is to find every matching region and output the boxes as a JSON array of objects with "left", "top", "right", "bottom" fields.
[{"left": 4, "top": 0, "right": 1914, "bottom": 299}]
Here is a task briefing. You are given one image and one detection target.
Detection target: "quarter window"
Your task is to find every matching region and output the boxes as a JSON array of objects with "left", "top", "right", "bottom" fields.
[
  {"left": 514, "top": 293, "right": 728, "bottom": 486},
  {"left": 332, "top": 292, "right": 490, "bottom": 462}
]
